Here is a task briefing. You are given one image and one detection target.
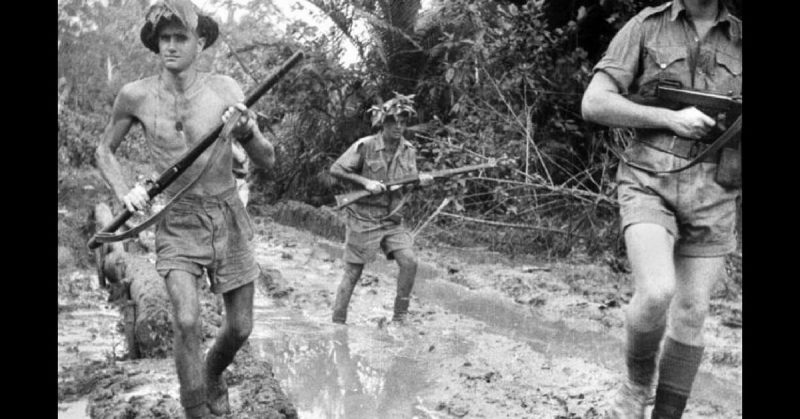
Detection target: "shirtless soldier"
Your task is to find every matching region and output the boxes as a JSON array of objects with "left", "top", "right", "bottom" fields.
[
  {"left": 329, "top": 96, "right": 433, "bottom": 324},
  {"left": 581, "top": 1, "right": 741, "bottom": 418},
  {"left": 95, "top": 1, "right": 275, "bottom": 417}
]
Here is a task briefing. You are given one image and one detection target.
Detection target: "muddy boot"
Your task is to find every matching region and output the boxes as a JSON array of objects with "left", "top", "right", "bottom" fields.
[
  {"left": 182, "top": 388, "right": 211, "bottom": 419},
  {"left": 392, "top": 296, "right": 410, "bottom": 323},
  {"left": 184, "top": 404, "right": 212, "bottom": 419},
  {"left": 602, "top": 380, "right": 650, "bottom": 419},
  {"left": 206, "top": 373, "right": 230, "bottom": 416}
]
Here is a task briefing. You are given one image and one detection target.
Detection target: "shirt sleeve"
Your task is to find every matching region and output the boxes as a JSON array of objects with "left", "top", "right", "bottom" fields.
[
  {"left": 331, "top": 140, "right": 364, "bottom": 174},
  {"left": 593, "top": 16, "right": 644, "bottom": 94}
]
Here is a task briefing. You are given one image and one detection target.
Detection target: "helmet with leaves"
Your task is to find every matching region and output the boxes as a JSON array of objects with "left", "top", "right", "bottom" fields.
[{"left": 369, "top": 92, "right": 417, "bottom": 127}]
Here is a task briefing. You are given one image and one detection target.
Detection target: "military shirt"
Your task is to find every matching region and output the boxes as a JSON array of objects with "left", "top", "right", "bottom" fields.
[
  {"left": 593, "top": 1, "right": 741, "bottom": 169},
  {"left": 331, "top": 133, "right": 419, "bottom": 232}
]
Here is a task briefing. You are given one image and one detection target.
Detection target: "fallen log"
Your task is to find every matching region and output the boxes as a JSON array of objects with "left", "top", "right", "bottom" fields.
[{"left": 93, "top": 203, "right": 173, "bottom": 358}]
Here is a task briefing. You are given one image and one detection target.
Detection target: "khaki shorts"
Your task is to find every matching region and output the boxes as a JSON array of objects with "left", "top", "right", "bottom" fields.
[
  {"left": 343, "top": 224, "right": 414, "bottom": 264},
  {"left": 155, "top": 187, "right": 260, "bottom": 294},
  {"left": 616, "top": 153, "right": 740, "bottom": 257}
]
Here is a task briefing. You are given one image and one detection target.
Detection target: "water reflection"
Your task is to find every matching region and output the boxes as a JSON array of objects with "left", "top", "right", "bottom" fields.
[{"left": 251, "top": 324, "right": 431, "bottom": 419}]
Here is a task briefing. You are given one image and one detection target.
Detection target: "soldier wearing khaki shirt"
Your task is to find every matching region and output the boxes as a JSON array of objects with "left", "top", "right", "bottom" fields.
[
  {"left": 581, "top": 1, "right": 741, "bottom": 418},
  {"left": 329, "top": 96, "right": 433, "bottom": 324}
]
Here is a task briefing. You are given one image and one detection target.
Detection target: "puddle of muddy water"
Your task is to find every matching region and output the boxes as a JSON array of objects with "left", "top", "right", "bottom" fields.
[
  {"left": 311, "top": 241, "right": 742, "bottom": 414},
  {"left": 58, "top": 400, "right": 89, "bottom": 419},
  {"left": 249, "top": 300, "right": 473, "bottom": 419}
]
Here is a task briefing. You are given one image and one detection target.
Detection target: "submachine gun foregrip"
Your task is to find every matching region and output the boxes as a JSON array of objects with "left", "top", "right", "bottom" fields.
[{"left": 87, "top": 51, "right": 305, "bottom": 250}]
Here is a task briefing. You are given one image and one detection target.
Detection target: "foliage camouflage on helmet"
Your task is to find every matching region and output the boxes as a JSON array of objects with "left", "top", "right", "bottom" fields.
[{"left": 369, "top": 92, "right": 417, "bottom": 127}]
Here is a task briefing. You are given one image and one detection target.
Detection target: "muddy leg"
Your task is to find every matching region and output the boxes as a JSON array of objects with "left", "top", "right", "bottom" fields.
[
  {"left": 332, "top": 263, "right": 364, "bottom": 324},
  {"left": 204, "top": 282, "right": 255, "bottom": 415},
  {"left": 392, "top": 249, "right": 417, "bottom": 322},
  {"left": 164, "top": 270, "right": 210, "bottom": 418}
]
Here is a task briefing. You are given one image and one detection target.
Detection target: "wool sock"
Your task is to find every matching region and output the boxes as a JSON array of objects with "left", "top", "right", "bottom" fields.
[
  {"left": 626, "top": 323, "right": 666, "bottom": 387},
  {"left": 651, "top": 337, "right": 705, "bottom": 419}
]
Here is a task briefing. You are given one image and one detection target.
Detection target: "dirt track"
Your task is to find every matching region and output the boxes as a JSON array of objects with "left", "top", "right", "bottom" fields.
[{"left": 58, "top": 171, "right": 741, "bottom": 419}]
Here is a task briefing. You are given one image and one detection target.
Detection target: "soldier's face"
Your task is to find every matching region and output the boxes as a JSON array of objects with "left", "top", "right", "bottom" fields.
[
  {"left": 383, "top": 115, "right": 407, "bottom": 141},
  {"left": 157, "top": 22, "right": 204, "bottom": 72}
]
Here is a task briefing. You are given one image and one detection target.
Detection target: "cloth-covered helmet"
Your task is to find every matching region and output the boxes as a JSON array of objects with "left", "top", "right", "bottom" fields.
[{"left": 140, "top": 0, "right": 219, "bottom": 54}]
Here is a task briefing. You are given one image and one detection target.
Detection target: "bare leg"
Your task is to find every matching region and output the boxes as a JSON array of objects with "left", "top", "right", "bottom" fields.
[
  {"left": 391, "top": 249, "right": 418, "bottom": 322},
  {"left": 164, "top": 270, "right": 209, "bottom": 418},
  {"left": 204, "top": 282, "right": 255, "bottom": 415},
  {"left": 332, "top": 263, "right": 364, "bottom": 324},
  {"left": 605, "top": 223, "right": 675, "bottom": 419},
  {"left": 651, "top": 256, "right": 724, "bottom": 419},
  {"left": 625, "top": 224, "right": 676, "bottom": 333}
]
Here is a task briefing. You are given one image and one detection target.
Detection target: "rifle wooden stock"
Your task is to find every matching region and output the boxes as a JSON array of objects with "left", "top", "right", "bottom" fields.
[
  {"left": 88, "top": 51, "right": 305, "bottom": 250},
  {"left": 334, "top": 160, "right": 497, "bottom": 210}
]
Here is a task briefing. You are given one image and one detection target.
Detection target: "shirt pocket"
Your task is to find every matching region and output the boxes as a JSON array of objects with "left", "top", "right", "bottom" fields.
[
  {"left": 364, "top": 159, "right": 386, "bottom": 181},
  {"left": 714, "top": 51, "right": 742, "bottom": 96},
  {"left": 641, "top": 45, "right": 691, "bottom": 92}
]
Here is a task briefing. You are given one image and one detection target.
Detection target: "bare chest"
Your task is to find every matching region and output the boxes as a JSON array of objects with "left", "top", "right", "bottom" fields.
[{"left": 133, "top": 83, "right": 232, "bottom": 165}]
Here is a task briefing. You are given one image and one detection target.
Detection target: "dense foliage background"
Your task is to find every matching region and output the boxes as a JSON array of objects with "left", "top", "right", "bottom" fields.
[{"left": 58, "top": 0, "right": 742, "bottom": 260}]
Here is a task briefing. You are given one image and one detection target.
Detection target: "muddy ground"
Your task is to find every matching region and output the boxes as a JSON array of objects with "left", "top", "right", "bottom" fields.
[{"left": 58, "top": 166, "right": 742, "bottom": 419}]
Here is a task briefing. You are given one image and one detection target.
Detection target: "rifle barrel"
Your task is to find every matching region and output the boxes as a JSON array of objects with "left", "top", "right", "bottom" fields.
[{"left": 334, "top": 161, "right": 497, "bottom": 210}]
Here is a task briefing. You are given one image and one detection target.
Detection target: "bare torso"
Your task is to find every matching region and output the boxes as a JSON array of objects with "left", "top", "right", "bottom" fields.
[{"left": 125, "top": 72, "right": 242, "bottom": 197}]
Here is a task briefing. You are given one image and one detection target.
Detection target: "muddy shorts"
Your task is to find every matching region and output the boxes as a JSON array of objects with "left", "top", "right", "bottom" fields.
[
  {"left": 616, "top": 148, "right": 740, "bottom": 257},
  {"left": 155, "top": 187, "right": 260, "bottom": 294},
  {"left": 344, "top": 223, "right": 413, "bottom": 265}
]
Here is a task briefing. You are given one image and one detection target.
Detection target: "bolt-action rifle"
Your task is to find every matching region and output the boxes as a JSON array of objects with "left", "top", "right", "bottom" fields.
[
  {"left": 334, "top": 159, "right": 499, "bottom": 210},
  {"left": 88, "top": 51, "right": 305, "bottom": 250}
]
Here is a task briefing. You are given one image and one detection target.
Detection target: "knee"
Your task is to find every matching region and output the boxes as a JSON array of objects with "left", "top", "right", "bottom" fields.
[
  {"left": 174, "top": 312, "right": 201, "bottom": 337},
  {"left": 228, "top": 316, "right": 253, "bottom": 343},
  {"left": 672, "top": 298, "right": 710, "bottom": 331},
  {"left": 344, "top": 263, "right": 364, "bottom": 283},
  {"left": 633, "top": 284, "right": 675, "bottom": 318},
  {"left": 396, "top": 252, "right": 418, "bottom": 270}
]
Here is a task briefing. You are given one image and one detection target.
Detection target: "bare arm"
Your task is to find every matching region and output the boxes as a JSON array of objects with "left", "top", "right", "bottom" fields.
[
  {"left": 329, "top": 143, "right": 386, "bottom": 193},
  {"left": 581, "top": 71, "right": 715, "bottom": 139},
  {"left": 95, "top": 88, "right": 140, "bottom": 207},
  {"left": 222, "top": 78, "right": 275, "bottom": 169},
  {"left": 241, "top": 127, "right": 275, "bottom": 169},
  {"left": 329, "top": 164, "right": 373, "bottom": 188}
]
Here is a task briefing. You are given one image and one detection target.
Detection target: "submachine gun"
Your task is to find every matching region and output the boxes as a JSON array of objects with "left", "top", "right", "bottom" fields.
[
  {"left": 623, "top": 80, "right": 742, "bottom": 184},
  {"left": 629, "top": 79, "right": 741, "bottom": 137}
]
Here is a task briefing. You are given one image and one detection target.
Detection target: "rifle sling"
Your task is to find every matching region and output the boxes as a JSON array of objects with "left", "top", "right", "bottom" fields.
[
  {"left": 612, "top": 114, "right": 741, "bottom": 175},
  {"left": 93, "top": 130, "right": 233, "bottom": 244}
]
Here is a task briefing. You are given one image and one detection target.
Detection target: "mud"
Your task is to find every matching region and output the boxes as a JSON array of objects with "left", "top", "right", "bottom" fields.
[{"left": 59, "top": 170, "right": 742, "bottom": 418}]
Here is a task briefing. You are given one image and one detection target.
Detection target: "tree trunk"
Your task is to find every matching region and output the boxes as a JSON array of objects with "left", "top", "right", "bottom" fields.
[{"left": 93, "top": 203, "right": 174, "bottom": 358}]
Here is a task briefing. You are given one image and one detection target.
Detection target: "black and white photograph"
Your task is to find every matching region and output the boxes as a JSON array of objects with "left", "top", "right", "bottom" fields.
[{"left": 57, "top": 0, "right": 742, "bottom": 417}]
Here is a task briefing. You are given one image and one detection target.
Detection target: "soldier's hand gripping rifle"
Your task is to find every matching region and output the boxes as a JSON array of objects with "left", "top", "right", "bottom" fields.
[
  {"left": 629, "top": 79, "right": 741, "bottom": 134},
  {"left": 334, "top": 159, "right": 499, "bottom": 210},
  {"left": 621, "top": 80, "right": 742, "bottom": 176},
  {"left": 87, "top": 51, "right": 305, "bottom": 250}
]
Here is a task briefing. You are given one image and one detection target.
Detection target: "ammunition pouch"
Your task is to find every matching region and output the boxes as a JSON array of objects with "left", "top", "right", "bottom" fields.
[{"left": 714, "top": 140, "right": 741, "bottom": 189}]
